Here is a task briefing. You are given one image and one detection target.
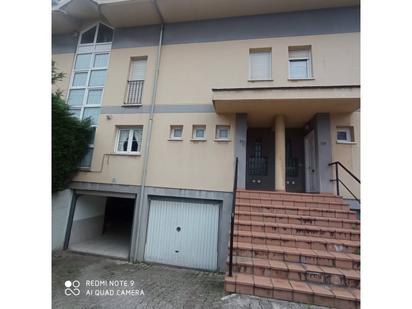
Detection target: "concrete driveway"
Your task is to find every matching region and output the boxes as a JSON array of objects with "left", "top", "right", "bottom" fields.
[{"left": 52, "top": 252, "right": 326, "bottom": 309}]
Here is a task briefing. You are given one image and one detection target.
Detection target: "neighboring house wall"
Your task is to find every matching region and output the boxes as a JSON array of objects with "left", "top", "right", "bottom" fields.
[
  {"left": 69, "top": 195, "right": 107, "bottom": 245},
  {"left": 330, "top": 111, "right": 360, "bottom": 201},
  {"left": 52, "top": 189, "right": 73, "bottom": 250}
]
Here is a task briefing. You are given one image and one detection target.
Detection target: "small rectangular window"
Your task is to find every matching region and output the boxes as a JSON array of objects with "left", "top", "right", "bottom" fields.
[
  {"left": 288, "top": 46, "right": 312, "bottom": 79},
  {"left": 170, "top": 125, "right": 183, "bottom": 140},
  {"left": 192, "top": 125, "right": 206, "bottom": 140},
  {"left": 115, "top": 127, "right": 143, "bottom": 154},
  {"left": 249, "top": 48, "right": 272, "bottom": 81},
  {"left": 215, "top": 125, "right": 230, "bottom": 140},
  {"left": 336, "top": 127, "right": 354, "bottom": 143}
]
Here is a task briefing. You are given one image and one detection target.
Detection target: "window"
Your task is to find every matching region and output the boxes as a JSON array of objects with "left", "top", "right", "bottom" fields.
[
  {"left": 125, "top": 58, "right": 147, "bottom": 105},
  {"left": 170, "top": 125, "right": 183, "bottom": 140},
  {"left": 192, "top": 125, "right": 206, "bottom": 140},
  {"left": 215, "top": 125, "right": 230, "bottom": 140},
  {"left": 115, "top": 127, "right": 143, "bottom": 154},
  {"left": 249, "top": 48, "right": 272, "bottom": 81},
  {"left": 288, "top": 46, "right": 312, "bottom": 79},
  {"left": 69, "top": 23, "right": 114, "bottom": 168},
  {"left": 336, "top": 127, "right": 354, "bottom": 143}
]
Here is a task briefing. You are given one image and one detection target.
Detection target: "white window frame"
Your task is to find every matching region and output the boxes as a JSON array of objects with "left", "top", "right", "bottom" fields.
[
  {"left": 114, "top": 127, "right": 143, "bottom": 154},
  {"left": 288, "top": 46, "right": 313, "bottom": 80},
  {"left": 192, "top": 125, "right": 207, "bottom": 141},
  {"left": 67, "top": 22, "right": 114, "bottom": 168},
  {"left": 336, "top": 127, "right": 354, "bottom": 143},
  {"left": 215, "top": 125, "right": 231, "bottom": 141},
  {"left": 249, "top": 48, "right": 272, "bottom": 81},
  {"left": 169, "top": 125, "right": 183, "bottom": 140}
]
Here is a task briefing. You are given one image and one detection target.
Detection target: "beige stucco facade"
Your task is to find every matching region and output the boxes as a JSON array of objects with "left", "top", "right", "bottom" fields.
[{"left": 52, "top": 17, "right": 360, "bottom": 197}]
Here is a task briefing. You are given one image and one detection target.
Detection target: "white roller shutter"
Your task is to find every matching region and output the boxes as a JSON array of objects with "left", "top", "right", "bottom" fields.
[
  {"left": 129, "top": 59, "right": 147, "bottom": 81},
  {"left": 144, "top": 198, "right": 219, "bottom": 271},
  {"left": 249, "top": 50, "right": 271, "bottom": 80}
]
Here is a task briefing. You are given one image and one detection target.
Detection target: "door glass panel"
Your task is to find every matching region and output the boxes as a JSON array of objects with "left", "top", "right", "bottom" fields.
[{"left": 248, "top": 140, "right": 267, "bottom": 176}]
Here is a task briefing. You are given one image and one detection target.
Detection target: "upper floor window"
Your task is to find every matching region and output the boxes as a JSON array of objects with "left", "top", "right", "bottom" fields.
[
  {"left": 125, "top": 58, "right": 147, "bottom": 105},
  {"left": 115, "top": 127, "right": 143, "bottom": 154},
  {"left": 249, "top": 48, "right": 272, "bottom": 81},
  {"left": 80, "top": 23, "right": 113, "bottom": 45},
  {"left": 288, "top": 46, "right": 313, "bottom": 80}
]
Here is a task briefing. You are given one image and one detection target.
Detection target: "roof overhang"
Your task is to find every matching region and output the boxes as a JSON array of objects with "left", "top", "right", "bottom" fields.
[
  {"left": 53, "top": 0, "right": 360, "bottom": 34},
  {"left": 212, "top": 85, "right": 360, "bottom": 127}
]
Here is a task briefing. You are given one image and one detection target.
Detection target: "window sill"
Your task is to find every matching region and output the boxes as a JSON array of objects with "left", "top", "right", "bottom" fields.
[
  {"left": 214, "top": 139, "right": 231, "bottom": 142},
  {"left": 190, "top": 138, "right": 207, "bottom": 142},
  {"left": 248, "top": 79, "right": 273, "bottom": 82},
  {"left": 112, "top": 152, "right": 141, "bottom": 156},
  {"left": 122, "top": 103, "right": 143, "bottom": 107},
  {"left": 336, "top": 141, "right": 357, "bottom": 145},
  {"left": 288, "top": 77, "right": 315, "bottom": 81},
  {"left": 168, "top": 138, "right": 183, "bottom": 141}
]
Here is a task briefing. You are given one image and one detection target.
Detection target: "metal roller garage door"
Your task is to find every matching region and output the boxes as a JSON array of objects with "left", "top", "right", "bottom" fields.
[{"left": 144, "top": 198, "right": 219, "bottom": 271}]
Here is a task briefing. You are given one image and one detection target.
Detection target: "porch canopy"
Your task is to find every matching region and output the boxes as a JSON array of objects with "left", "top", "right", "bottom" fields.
[{"left": 212, "top": 85, "right": 360, "bottom": 127}]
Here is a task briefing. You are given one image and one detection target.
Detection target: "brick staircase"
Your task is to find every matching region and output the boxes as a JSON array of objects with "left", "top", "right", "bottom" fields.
[{"left": 224, "top": 189, "right": 360, "bottom": 309}]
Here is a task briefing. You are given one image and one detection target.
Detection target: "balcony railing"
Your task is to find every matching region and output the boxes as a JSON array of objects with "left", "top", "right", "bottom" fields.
[{"left": 125, "top": 80, "right": 144, "bottom": 105}]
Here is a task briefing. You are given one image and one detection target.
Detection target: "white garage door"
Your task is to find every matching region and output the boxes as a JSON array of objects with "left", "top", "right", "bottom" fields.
[{"left": 144, "top": 198, "right": 219, "bottom": 271}]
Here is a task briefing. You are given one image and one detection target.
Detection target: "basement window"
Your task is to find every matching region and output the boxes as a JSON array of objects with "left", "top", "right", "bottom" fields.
[{"left": 115, "top": 127, "right": 143, "bottom": 154}]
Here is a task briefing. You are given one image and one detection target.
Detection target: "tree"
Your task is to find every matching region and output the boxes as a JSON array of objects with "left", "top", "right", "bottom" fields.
[{"left": 52, "top": 62, "right": 92, "bottom": 192}]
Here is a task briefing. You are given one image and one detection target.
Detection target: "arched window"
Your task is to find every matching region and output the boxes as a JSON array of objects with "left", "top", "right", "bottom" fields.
[{"left": 79, "top": 23, "right": 113, "bottom": 45}]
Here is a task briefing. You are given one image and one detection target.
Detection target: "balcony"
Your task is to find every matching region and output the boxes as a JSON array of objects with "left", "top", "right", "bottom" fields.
[{"left": 124, "top": 80, "right": 144, "bottom": 105}]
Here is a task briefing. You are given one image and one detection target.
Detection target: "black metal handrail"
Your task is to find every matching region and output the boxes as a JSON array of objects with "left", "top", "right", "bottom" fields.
[
  {"left": 125, "top": 80, "right": 144, "bottom": 105},
  {"left": 329, "top": 161, "right": 360, "bottom": 203},
  {"left": 228, "top": 157, "right": 238, "bottom": 277}
]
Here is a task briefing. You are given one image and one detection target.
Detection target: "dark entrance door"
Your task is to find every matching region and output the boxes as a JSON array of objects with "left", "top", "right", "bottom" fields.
[
  {"left": 285, "top": 129, "right": 305, "bottom": 192},
  {"left": 246, "top": 128, "right": 275, "bottom": 190}
]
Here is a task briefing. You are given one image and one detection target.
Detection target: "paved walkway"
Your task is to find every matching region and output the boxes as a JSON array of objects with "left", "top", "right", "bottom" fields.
[{"left": 52, "top": 252, "right": 326, "bottom": 309}]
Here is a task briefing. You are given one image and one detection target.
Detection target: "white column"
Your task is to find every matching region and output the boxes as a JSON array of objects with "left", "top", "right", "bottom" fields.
[{"left": 274, "top": 115, "right": 286, "bottom": 191}]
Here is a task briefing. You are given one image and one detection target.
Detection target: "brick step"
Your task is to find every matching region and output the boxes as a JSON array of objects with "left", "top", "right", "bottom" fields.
[
  {"left": 235, "top": 220, "right": 360, "bottom": 241},
  {"left": 236, "top": 202, "right": 357, "bottom": 219},
  {"left": 228, "top": 256, "right": 359, "bottom": 288},
  {"left": 232, "top": 242, "right": 360, "bottom": 270},
  {"left": 236, "top": 197, "right": 349, "bottom": 211},
  {"left": 234, "top": 230, "right": 360, "bottom": 254},
  {"left": 237, "top": 189, "right": 344, "bottom": 204},
  {"left": 236, "top": 210, "right": 360, "bottom": 230},
  {"left": 224, "top": 273, "right": 360, "bottom": 309}
]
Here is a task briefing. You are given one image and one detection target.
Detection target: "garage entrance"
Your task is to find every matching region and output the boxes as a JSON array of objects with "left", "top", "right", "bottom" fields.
[
  {"left": 144, "top": 198, "right": 219, "bottom": 271},
  {"left": 68, "top": 195, "right": 135, "bottom": 259}
]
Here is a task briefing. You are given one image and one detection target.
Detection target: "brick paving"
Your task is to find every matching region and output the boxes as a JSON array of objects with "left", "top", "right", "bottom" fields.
[{"left": 52, "top": 252, "right": 326, "bottom": 309}]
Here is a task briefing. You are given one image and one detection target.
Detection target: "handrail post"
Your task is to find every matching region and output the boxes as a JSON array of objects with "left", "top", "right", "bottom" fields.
[
  {"left": 335, "top": 163, "right": 340, "bottom": 196},
  {"left": 229, "top": 157, "right": 238, "bottom": 277}
]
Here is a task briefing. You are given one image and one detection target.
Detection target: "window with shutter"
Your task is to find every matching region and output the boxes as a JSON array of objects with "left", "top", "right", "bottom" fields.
[
  {"left": 288, "top": 46, "right": 313, "bottom": 79},
  {"left": 249, "top": 49, "right": 272, "bottom": 81},
  {"left": 125, "top": 58, "right": 147, "bottom": 105}
]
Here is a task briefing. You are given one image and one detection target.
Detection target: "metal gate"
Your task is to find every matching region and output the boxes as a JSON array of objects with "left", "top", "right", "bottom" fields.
[{"left": 144, "top": 198, "right": 219, "bottom": 271}]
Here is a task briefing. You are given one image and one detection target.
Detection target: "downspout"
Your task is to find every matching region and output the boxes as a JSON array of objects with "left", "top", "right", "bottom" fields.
[{"left": 131, "top": 21, "right": 164, "bottom": 262}]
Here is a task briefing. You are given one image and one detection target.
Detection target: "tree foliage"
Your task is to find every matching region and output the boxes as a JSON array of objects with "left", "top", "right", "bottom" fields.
[{"left": 52, "top": 62, "right": 92, "bottom": 192}]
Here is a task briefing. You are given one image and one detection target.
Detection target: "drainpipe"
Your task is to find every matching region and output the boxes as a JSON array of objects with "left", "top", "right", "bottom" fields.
[{"left": 131, "top": 22, "right": 164, "bottom": 262}]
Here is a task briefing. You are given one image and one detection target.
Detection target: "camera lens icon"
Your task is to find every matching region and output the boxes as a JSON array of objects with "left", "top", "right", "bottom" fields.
[{"left": 64, "top": 280, "right": 80, "bottom": 296}]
